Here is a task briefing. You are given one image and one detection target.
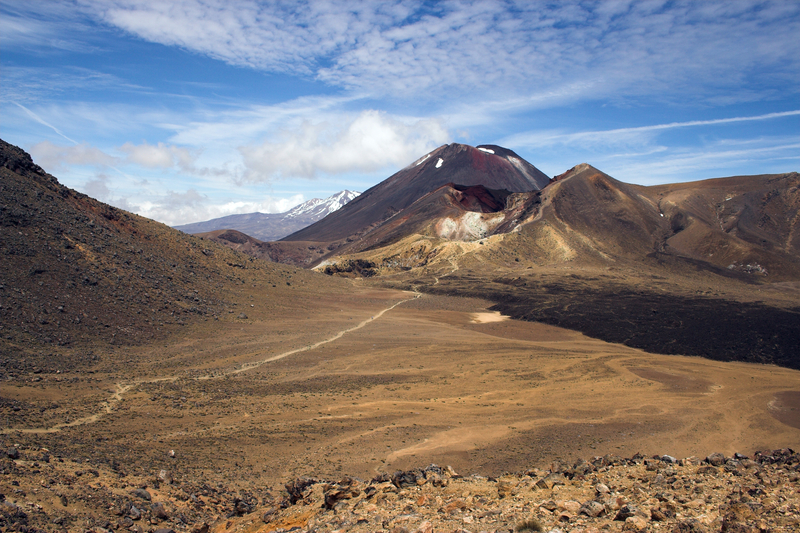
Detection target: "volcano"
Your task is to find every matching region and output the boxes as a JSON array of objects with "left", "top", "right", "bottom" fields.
[{"left": 282, "top": 143, "right": 549, "bottom": 244}]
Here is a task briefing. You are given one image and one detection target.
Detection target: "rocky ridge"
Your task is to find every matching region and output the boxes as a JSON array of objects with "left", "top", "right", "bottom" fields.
[{"left": 2, "top": 446, "right": 798, "bottom": 533}]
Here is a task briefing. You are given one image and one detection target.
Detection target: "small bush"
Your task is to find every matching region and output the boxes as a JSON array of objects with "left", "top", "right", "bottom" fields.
[
  {"left": 514, "top": 518, "right": 544, "bottom": 531},
  {"left": 515, "top": 518, "right": 543, "bottom": 532}
]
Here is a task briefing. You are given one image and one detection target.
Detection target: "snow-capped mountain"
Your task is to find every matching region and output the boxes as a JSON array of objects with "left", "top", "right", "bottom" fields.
[
  {"left": 285, "top": 190, "right": 360, "bottom": 220},
  {"left": 174, "top": 190, "right": 360, "bottom": 242}
]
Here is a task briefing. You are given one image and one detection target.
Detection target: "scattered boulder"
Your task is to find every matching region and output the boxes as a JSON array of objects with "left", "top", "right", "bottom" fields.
[
  {"left": 615, "top": 504, "right": 640, "bottom": 521},
  {"left": 130, "top": 488, "right": 151, "bottom": 501},
  {"left": 497, "top": 479, "right": 515, "bottom": 498},
  {"left": 157, "top": 469, "right": 172, "bottom": 485},
  {"left": 285, "top": 476, "right": 316, "bottom": 504},
  {"left": 151, "top": 501, "right": 169, "bottom": 520},
  {"left": 580, "top": 500, "right": 606, "bottom": 517},
  {"left": 672, "top": 519, "right": 708, "bottom": 533},
  {"left": 624, "top": 515, "right": 648, "bottom": 531},
  {"left": 535, "top": 472, "right": 566, "bottom": 490},
  {"left": 705, "top": 452, "right": 726, "bottom": 466}
]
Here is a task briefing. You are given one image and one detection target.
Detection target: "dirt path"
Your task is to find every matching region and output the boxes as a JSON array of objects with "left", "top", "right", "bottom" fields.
[{"left": 2, "top": 291, "right": 420, "bottom": 435}]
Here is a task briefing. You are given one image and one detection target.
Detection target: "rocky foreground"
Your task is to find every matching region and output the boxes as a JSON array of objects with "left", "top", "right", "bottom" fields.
[{"left": 2, "top": 446, "right": 799, "bottom": 533}]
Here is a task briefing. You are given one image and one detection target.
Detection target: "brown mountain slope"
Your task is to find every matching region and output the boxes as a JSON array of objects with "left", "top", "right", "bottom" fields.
[
  {"left": 0, "top": 139, "right": 339, "bottom": 374},
  {"left": 323, "top": 162, "right": 800, "bottom": 280},
  {"left": 318, "top": 163, "right": 800, "bottom": 369},
  {"left": 195, "top": 228, "right": 273, "bottom": 261},
  {"left": 643, "top": 172, "right": 800, "bottom": 278},
  {"left": 328, "top": 183, "right": 538, "bottom": 255}
]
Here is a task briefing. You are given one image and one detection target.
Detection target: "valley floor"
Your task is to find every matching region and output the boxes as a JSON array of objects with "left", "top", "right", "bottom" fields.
[{"left": 2, "top": 284, "right": 799, "bottom": 531}]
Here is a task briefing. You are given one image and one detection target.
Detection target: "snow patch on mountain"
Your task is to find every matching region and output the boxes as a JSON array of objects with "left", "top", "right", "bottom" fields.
[
  {"left": 478, "top": 147, "right": 495, "bottom": 154},
  {"left": 436, "top": 158, "right": 444, "bottom": 168},
  {"left": 415, "top": 153, "right": 431, "bottom": 166}
]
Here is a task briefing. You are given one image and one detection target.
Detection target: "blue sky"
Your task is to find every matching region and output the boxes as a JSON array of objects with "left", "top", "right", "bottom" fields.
[{"left": 2, "top": 1, "right": 799, "bottom": 226}]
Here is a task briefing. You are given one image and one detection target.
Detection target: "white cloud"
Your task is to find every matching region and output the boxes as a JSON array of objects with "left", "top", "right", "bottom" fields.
[
  {"left": 75, "top": 1, "right": 800, "bottom": 103},
  {"left": 29, "top": 140, "right": 117, "bottom": 170},
  {"left": 119, "top": 141, "right": 197, "bottom": 170},
  {"left": 238, "top": 110, "right": 449, "bottom": 180},
  {"left": 0, "top": 1, "right": 100, "bottom": 54},
  {"left": 605, "top": 141, "right": 800, "bottom": 185},
  {"left": 502, "top": 110, "right": 800, "bottom": 151},
  {"left": 83, "top": 173, "right": 112, "bottom": 201},
  {"left": 135, "top": 191, "right": 306, "bottom": 226}
]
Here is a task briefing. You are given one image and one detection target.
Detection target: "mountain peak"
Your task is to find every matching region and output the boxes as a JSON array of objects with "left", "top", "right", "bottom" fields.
[
  {"left": 284, "top": 143, "right": 549, "bottom": 243},
  {"left": 285, "top": 190, "right": 360, "bottom": 219},
  {"left": 175, "top": 190, "right": 360, "bottom": 241}
]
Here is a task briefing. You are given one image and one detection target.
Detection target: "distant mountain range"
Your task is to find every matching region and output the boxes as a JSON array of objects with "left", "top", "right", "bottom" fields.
[
  {"left": 174, "top": 190, "right": 360, "bottom": 241},
  {"left": 263, "top": 143, "right": 800, "bottom": 286}
]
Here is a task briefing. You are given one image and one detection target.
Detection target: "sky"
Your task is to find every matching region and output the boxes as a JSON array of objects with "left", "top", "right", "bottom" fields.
[{"left": 2, "top": 1, "right": 799, "bottom": 227}]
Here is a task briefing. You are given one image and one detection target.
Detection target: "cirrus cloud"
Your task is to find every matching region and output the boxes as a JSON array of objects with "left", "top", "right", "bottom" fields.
[{"left": 79, "top": 0, "right": 800, "bottom": 104}]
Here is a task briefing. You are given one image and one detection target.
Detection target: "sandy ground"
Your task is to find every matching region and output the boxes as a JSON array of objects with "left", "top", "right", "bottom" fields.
[
  {"left": 3, "top": 288, "right": 799, "bottom": 494},
  {"left": 470, "top": 311, "right": 509, "bottom": 323}
]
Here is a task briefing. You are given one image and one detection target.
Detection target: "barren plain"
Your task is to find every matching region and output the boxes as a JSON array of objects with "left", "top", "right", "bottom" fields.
[{"left": 4, "top": 280, "right": 800, "bottom": 527}]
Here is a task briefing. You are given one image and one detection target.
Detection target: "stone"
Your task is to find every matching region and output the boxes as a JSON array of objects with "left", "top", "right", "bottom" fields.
[
  {"left": 580, "top": 500, "right": 605, "bottom": 517},
  {"left": 130, "top": 488, "right": 151, "bottom": 501},
  {"left": 721, "top": 502, "right": 759, "bottom": 533},
  {"left": 427, "top": 472, "right": 448, "bottom": 487},
  {"left": 444, "top": 499, "right": 468, "bottom": 514},
  {"left": 540, "top": 500, "right": 558, "bottom": 511},
  {"left": 151, "top": 501, "right": 170, "bottom": 520},
  {"left": 615, "top": 504, "right": 639, "bottom": 521},
  {"left": 157, "top": 469, "right": 172, "bottom": 484},
  {"left": 724, "top": 502, "right": 756, "bottom": 522},
  {"left": 285, "top": 476, "right": 316, "bottom": 504},
  {"left": 393, "top": 469, "right": 422, "bottom": 488},
  {"left": 536, "top": 473, "right": 567, "bottom": 490},
  {"left": 497, "top": 480, "right": 515, "bottom": 498},
  {"left": 595, "top": 483, "right": 610, "bottom": 494},
  {"left": 623, "top": 516, "right": 648, "bottom": 531},
  {"left": 413, "top": 520, "right": 433, "bottom": 533},
  {"left": 559, "top": 500, "right": 581, "bottom": 513},
  {"left": 190, "top": 524, "right": 209, "bottom": 533},
  {"left": 672, "top": 519, "right": 708, "bottom": 533},
  {"left": 650, "top": 508, "right": 668, "bottom": 521},
  {"left": 6, "top": 447, "right": 19, "bottom": 460},
  {"left": 705, "top": 453, "right": 726, "bottom": 466},
  {"left": 233, "top": 497, "right": 251, "bottom": 515},
  {"left": 262, "top": 505, "right": 279, "bottom": 522},
  {"left": 721, "top": 522, "right": 758, "bottom": 533}
]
